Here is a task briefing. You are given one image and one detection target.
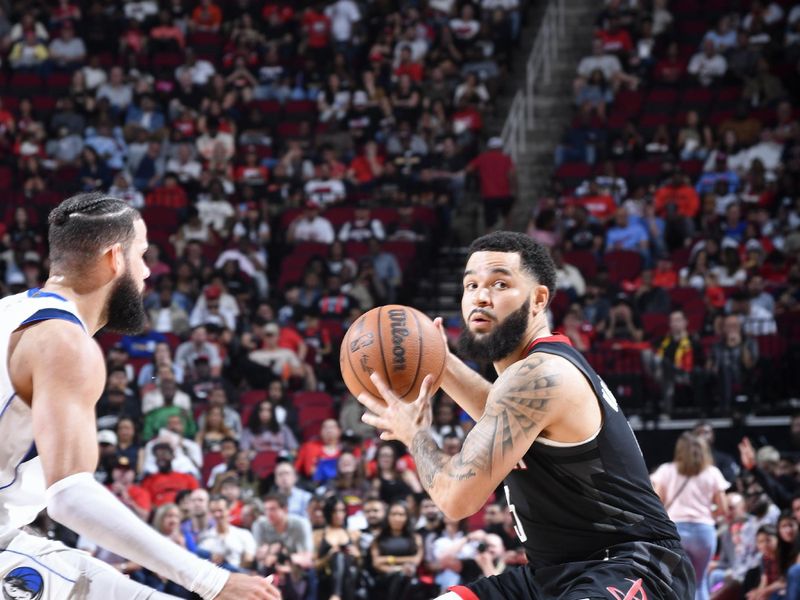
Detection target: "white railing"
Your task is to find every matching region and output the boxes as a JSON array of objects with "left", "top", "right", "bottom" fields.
[{"left": 501, "top": 0, "right": 567, "bottom": 163}]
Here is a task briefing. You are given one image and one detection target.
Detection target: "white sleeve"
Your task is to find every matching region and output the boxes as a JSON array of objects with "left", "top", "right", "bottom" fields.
[{"left": 47, "top": 472, "right": 229, "bottom": 599}]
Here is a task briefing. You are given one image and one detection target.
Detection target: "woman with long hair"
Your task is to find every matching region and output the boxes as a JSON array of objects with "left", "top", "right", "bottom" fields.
[
  {"left": 241, "top": 400, "right": 298, "bottom": 455},
  {"left": 313, "top": 495, "right": 361, "bottom": 600},
  {"left": 195, "top": 405, "right": 236, "bottom": 453},
  {"left": 369, "top": 501, "right": 423, "bottom": 600},
  {"left": 371, "top": 443, "right": 422, "bottom": 505},
  {"left": 651, "top": 432, "right": 729, "bottom": 600},
  {"left": 267, "top": 379, "right": 299, "bottom": 438},
  {"left": 322, "top": 451, "right": 370, "bottom": 517}
]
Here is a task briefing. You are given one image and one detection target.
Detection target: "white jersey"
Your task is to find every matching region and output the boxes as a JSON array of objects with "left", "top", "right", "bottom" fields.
[{"left": 0, "top": 288, "right": 87, "bottom": 534}]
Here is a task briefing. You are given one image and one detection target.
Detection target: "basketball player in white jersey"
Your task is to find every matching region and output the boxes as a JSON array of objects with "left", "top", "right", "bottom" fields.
[{"left": 0, "top": 193, "right": 280, "bottom": 599}]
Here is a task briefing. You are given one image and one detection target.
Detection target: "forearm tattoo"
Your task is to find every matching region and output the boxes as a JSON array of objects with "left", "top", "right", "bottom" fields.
[{"left": 411, "top": 355, "right": 561, "bottom": 497}]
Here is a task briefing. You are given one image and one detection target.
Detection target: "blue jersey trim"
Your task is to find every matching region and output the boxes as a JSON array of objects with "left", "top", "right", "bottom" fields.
[
  {"left": 0, "top": 548, "right": 77, "bottom": 583},
  {"left": 20, "top": 309, "right": 84, "bottom": 332},
  {"left": 26, "top": 288, "right": 68, "bottom": 302},
  {"left": 0, "top": 393, "right": 15, "bottom": 420}
]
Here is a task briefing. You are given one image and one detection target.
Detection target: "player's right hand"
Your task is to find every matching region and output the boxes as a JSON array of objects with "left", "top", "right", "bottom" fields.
[{"left": 216, "top": 573, "right": 281, "bottom": 600}]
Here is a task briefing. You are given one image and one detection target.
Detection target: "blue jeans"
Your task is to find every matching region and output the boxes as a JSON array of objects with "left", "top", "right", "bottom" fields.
[
  {"left": 786, "top": 563, "right": 800, "bottom": 599},
  {"left": 677, "top": 522, "right": 717, "bottom": 600}
]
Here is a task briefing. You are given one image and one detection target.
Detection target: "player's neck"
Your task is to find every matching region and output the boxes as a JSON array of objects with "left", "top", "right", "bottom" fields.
[
  {"left": 40, "top": 275, "right": 109, "bottom": 335},
  {"left": 492, "top": 320, "right": 551, "bottom": 375}
]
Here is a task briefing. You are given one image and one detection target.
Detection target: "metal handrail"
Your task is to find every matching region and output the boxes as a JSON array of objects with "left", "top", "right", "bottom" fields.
[{"left": 501, "top": 0, "right": 567, "bottom": 162}]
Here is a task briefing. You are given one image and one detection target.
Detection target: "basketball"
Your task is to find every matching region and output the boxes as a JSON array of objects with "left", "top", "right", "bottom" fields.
[{"left": 340, "top": 304, "right": 447, "bottom": 403}]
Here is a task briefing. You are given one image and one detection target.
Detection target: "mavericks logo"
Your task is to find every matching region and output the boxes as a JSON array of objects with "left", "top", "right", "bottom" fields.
[{"left": 3, "top": 567, "right": 44, "bottom": 600}]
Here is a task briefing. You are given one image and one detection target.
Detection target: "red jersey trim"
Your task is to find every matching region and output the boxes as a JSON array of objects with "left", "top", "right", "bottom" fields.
[
  {"left": 524, "top": 334, "right": 573, "bottom": 355},
  {"left": 448, "top": 585, "right": 481, "bottom": 600}
]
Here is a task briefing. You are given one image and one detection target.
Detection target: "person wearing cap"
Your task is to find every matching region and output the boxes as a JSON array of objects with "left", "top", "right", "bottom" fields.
[
  {"left": 706, "top": 313, "right": 759, "bottom": 415},
  {"left": 141, "top": 443, "right": 200, "bottom": 508},
  {"left": 463, "top": 136, "right": 517, "bottom": 230},
  {"left": 286, "top": 200, "right": 335, "bottom": 244},
  {"left": 304, "top": 162, "right": 347, "bottom": 207},
  {"left": 108, "top": 456, "right": 152, "bottom": 521},
  {"left": 248, "top": 322, "right": 314, "bottom": 390}
]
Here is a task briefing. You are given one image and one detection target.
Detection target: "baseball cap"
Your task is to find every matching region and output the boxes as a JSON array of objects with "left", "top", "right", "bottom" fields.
[
  {"left": 112, "top": 455, "right": 134, "bottom": 470},
  {"left": 264, "top": 322, "right": 280, "bottom": 336},
  {"left": 204, "top": 285, "right": 222, "bottom": 300},
  {"left": 97, "top": 430, "right": 118, "bottom": 446}
]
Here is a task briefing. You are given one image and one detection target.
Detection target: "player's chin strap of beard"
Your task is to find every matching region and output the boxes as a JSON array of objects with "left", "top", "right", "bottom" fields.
[{"left": 46, "top": 472, "right": 229, "bottom": 599}]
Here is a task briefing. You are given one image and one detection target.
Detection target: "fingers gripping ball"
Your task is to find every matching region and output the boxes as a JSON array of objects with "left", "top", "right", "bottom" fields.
[{"left": 340, "top": 305, "right": 446, "bottom": 403}]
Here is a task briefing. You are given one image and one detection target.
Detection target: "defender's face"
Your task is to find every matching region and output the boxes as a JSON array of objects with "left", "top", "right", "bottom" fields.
[{"left": 462, "top": 251, "right": 529, "bottom": 337}]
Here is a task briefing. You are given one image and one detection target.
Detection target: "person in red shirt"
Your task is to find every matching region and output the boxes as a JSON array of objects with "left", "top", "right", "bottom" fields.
[
  {"left": 190, "top": 0, "right": 222, "bottom": 32},
  {"left": 654, "top": 171, "right": 700, "bottom": 220},
  {"left": 596, "top": 16, "right": 633, "bottom": 55},
  {"left": 141, "top": 443, "right": 199, "bottom": 507},
  {"left": 294, "top": 418, "right": 343, "bottom": 481},
  {"left": 394, "top": 46, "right": 424, "bottom": 82},
  {"left": 464, "top": 137, "right": 517, "bottom": 229},
  {"left": 107, "top": 455, "right": 152, "bottom": 521},
  {"left": 303, "top": 3, "right": 331, "bottom": 68}
]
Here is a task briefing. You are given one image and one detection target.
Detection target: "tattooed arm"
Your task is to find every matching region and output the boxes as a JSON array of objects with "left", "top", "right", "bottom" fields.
[
  {"left": 359, "top": 354, "right": 571, "bottom": 519},
  {"left": 411, "top": 354, "right": 564, "bottom": 518}
]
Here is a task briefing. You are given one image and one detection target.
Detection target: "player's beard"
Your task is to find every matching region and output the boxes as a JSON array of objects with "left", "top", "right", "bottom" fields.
[
  {"left": 458, "top": 299, "right": 530, "bottom": 363},
  {"left": 104, "top": 268, "right": 147, "bottom": 334}
]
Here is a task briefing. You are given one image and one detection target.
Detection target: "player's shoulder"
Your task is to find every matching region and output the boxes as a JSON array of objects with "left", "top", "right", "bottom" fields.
[{"left": 19, "top": 318, "right": 102, "bottom": 369}]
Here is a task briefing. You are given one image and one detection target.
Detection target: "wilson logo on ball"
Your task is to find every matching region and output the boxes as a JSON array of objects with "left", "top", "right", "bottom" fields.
[{"left": 388, "top": 309, "right": 409, "bottom": 371}]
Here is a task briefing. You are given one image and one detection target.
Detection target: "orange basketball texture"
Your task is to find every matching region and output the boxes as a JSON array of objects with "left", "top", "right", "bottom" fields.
[{"left": 340, "top": 305, "right": 447, "bottom": 403}]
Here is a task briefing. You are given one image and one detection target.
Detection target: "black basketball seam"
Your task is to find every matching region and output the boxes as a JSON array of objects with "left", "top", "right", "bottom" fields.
[
  {"left": 343, "top": 318, "right": 373, "bottom": 397},
  {"left": 400, "top": 308, "right": 424, "bottom": 400},
  {"left": 376, "top": 306, "right": 391, "bottom": 387}
]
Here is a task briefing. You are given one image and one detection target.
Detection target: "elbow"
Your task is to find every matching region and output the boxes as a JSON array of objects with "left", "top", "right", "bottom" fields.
[{"left": 438, "top": 496, "right": 482, "bottom": 521}]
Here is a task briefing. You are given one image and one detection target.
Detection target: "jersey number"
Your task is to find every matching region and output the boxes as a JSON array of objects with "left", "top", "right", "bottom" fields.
[{"left": 504, "top": 484, "right": 527, "bottom": 543}]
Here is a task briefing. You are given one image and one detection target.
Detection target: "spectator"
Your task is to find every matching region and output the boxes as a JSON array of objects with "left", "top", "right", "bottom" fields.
[
  {"left": 198, "top": 495, "right": 256, "bottom": 570},
  {"left": 651, "top": 432, "right": 729, "bottom": 600},
  {"left": 175, "top": 325, "right": 223, "bottom": 377},
  {"left": 9, "top": 30, "right": 49, "bottom": 71},
  {"left": 707, "top": 314, "right": 759, "bottom": 414},
  {"left": 338, "top": 205, "right": 385, "bottom": 243},
  {"left": 287, "top": 200, "right": 336, "bottom": 245},
  {"left": 304, "top": 163, "right": 347, "bottom": 207},
  {"left": 195, "top": 406, "right": 237, "bottom": 453},
  {"left": 241, "top": 401, "right": 299, "bottom": 455},
  {"left": 143, "top": 414, "right": 202, "bottom": 478},
  {"left": 190, "top": 0, "right": 222, "bottom": 32},
  {"left": 605, "top": 207, "right": 649, "bottom": 255},
  {"left": 295, "top": 419, "right": 344, "bottom": 481},
  {"left": 575, "top": 38, "right": 637, "bottom": 93},
  {"left": 464, "top": 137, "right": 517, "bottom": 230},
  {"left": 729, "top": 290, "right": 777, "bottom": 336},
  {"left": 272, "top": 462, "right": 313, "bottom": 519},
  {"left": 96, "top": 66, "right": 133, "bottom": 112},
  {"left": 371, "top": 443, "right": 423, "bottom": 506},
  {"left": 107, "top": 455, "right": 151, "bottom": 521},
  {"left": 313, "top": 495, "right": 361, "bottom": 600},
  {"left": 645, "top": 310, "right": 706, "bottom": 417},
  {"left": 369, "top": 501, "right": 424, "bottom": 600},
  {"left": 48, "top": 21, "right": 85, "bottom": 69},
  {"left": 688, "top": 39, "right": 728, "bottom": 87},
  {"left": 248, "top": 323, "right": 312, "bottom": 390},
  {"left": 140, "top": 443, "right": 200, "bottom": 507},
  {"left": 366, "top": 239, "right": 402, "bottom": 304},
  {"left": 253, "top": 493, "right": 315, "bottom": 575},
  {"left": 703, "top": 15, "right": 737, "bottom": 52}
]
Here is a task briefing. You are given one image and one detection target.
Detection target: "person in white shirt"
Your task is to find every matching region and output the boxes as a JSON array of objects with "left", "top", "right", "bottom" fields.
[
  {"left": 286, "top": 201, "right": 335, "bottom": 244},
  {"left": 143, "top": 416, "right": 203, "bottom": 480},
  {"left": 325, "top": 0, "right": 360, "bottom": 44},
  {"left": 688, "top": 39, "right": 727, "bottom": 87},
  {"left": 575, "top": 39, "right": 638, "bottom": 93},
  {"left": 166, "top": 143, "right": 203, "bottom": 184},
  {"left": 199, "top": 496, "right": 257, "bottom": 570},
  {"left": 175, "top": 48, "right": 216, "bottom": 86},
  {"left": 304, "top": 164, "right": 347, "bottom": 207},
  {"left": 271, "top": 462, "right": 312, "bottom": 519}
]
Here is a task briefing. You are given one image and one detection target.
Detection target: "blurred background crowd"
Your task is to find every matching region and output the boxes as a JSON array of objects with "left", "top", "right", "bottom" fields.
[{"left": 0, "top": 0, "right": 799, "bottom": 598}]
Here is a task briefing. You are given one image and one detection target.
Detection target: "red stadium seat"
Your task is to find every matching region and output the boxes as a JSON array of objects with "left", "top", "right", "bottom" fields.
[
  {"left": 251, "top": 451, "right": 279, "bottom": 478},
  {"left": 642, "top": 313, "right": 669, "bottom": 340},
  {"left": 201, "top": 451, "right": 225, "bottom": 486},
  {"left": 240, "top": 389, "right": 268, "bottom": 407},
  {"left": 603, "top": 250, "right": 642, "bottom": 283},
  {"left": 562, "top": 250, "right": 597, "bottom": 280},
  {"left": 291, "top": 391, "right": 334, "bottom": 408}
]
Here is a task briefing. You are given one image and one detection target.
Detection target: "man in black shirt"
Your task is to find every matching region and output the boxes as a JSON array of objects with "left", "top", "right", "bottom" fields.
[{"left": 358, "top": 231, "right": 694, "bottom": 599}]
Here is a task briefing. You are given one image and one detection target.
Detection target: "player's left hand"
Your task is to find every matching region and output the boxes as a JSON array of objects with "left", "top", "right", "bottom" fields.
[{"left": 358, "top": 372, "right": 435, "bottom": 446}]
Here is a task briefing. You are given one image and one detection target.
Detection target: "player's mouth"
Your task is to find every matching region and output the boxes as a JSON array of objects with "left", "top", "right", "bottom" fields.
[{"left": 469, "top": 312, "right": 495, "bottom": 327}]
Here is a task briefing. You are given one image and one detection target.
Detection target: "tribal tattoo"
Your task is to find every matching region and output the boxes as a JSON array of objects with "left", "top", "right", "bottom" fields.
[{"left": 411, "top": 355, "right": 562, "bottom": 501}]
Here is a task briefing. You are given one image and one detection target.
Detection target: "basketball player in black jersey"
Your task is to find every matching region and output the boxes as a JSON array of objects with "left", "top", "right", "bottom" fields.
[{"left": 358, "top": 231, "right": 695, "bottom": 599}]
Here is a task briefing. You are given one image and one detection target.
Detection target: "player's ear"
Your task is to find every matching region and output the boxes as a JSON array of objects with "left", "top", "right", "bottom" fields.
[
  {"left": 104, "top": 242, "right": 125, "bottom": 276},
  {"left": 531, "top": 285, "right": 549, "bottom": 314}
]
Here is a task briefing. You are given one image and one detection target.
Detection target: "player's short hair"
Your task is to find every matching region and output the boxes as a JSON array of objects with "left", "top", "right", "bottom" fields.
[
  {"left": 467, "top": 231, "right": 557, "bottom": 304},
  {"left": 48, "top": 192, "right": 140, "bottom": 271}
]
